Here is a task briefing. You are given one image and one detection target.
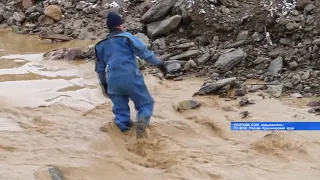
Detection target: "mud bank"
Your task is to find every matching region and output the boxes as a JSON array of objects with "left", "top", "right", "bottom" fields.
[{"left": 1, "top": 31, "right": 320, "bottom": 180}]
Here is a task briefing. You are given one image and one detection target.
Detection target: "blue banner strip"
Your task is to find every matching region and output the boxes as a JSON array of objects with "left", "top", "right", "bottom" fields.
[{"left": 231, "top": 122, "right": 320, "bottom": 131}]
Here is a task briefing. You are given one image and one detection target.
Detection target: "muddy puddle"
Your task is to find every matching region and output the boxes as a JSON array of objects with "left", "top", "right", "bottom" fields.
[{"left": 0, "top": 30, "right": 320, "bottom": 180}]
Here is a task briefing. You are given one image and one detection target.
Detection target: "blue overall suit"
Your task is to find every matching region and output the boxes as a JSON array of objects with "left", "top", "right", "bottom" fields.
[{"left": 95, "top": 31, "right": 163, "bottom": 132}]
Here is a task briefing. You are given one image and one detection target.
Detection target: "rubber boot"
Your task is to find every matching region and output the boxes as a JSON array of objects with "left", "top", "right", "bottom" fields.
[{"left": 135, "top": 117, "right": 149, "bottom": 139}]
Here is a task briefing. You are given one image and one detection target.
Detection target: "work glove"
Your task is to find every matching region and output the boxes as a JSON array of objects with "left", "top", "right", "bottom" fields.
[{"left": 157, "top": 63, "right": 167, "bottom": 77}]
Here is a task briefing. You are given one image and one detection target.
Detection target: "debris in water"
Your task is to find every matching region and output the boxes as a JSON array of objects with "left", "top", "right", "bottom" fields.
[
  {"left": 239, "top": 97, "right": 255, "bottom": 107},
  {"left": 240, "top": 111, "right": 250, "bottom": 118},
  {"left": 48, "top": 166, "right": 65, "bottom": 180}
]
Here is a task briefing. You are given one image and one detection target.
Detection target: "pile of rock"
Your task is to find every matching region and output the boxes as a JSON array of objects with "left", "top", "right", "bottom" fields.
[{"left": 1, "top": 0, "right": 320, "bottom": 97}]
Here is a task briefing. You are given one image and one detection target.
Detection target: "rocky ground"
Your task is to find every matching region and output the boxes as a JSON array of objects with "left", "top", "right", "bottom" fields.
[{"left": 1, "top": 0, "right": 320, "bottom": 98}]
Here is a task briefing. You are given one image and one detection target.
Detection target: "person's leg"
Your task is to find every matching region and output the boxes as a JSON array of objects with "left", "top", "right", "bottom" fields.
[
  {"left": 108, "top": 94, "right": 131, "bottom": 132},
  {"left": 128, "top": 77, "right": 155, "bottom": 138}
]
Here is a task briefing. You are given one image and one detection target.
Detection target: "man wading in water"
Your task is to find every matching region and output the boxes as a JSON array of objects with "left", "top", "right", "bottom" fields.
[{"left": 94, "top": 12, "right": 167, "bottom": 138}]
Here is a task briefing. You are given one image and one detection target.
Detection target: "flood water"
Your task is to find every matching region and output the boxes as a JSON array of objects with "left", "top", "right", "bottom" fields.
[{"left": 0, "top": 30, "right": 320, "bottom": 180}]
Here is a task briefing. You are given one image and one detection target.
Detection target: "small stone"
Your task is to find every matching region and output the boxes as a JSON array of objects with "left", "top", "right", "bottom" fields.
[
  {"left": 279, "top": 38, "right": 291, "bottom": 46},
  {"left": 313, "top": 45, "right": 318, "bottom": 53},
  {"left": 303, "top": 93, "right": 313, "bottom": 97},
  {"left": 211, "top": 73, "right": 219, "bottom": 78},
  {"left": 173, "top": 100, "right": 201, "bottom": 112},
  {"left": 246, "top": 74, "right": 254, "bottom": 78},
  {"left": 29, "top": 12, "right": 41, "bottom": 21},
  {"left": 289, "top": 61, "right": 298, "bottom": 70},
  {"left": 252, "top": 32, "right": 263, "bottom": 42},
  {"left": 292, "top": 74, "right": 301, "bottom": 86},
  {"left": 267, "top": 56, "right": 283, "bottom": 75},
  {"left": 296, "top": 84, "right": 303, "bottom": 91},
  {"left": 235, "top": 87, "right": 246, "bottom": 96},
  {"left": 301, "top": 69, "right": 312, "bottom": 80},
  {"left": 267, "top": 85, "right": 283, "bottom": 98},
  {"left": 166, "top": 63, "right": 181, "bottom": 73},
  {"left": 236, "top": 30, "right": 249, "bottom": 41},
  {"left": 284, "top": 82, "right": 293, "bottom": 88},
  {"left": 169, "top": 50, "right": 199, "bottom": 60},
  {"left": 291, "top": 93, "right": 303, "bottom": 98},
  {"left": 292, "top": 10, "right": 300, "bottom": 16},
  {"left": 76, "top": 1, "right": 88, "bottom": 10},
  {"left": 312, "top": 38, "right": 320, "bottom": 45},
  {"left": 286, "top": 22, "right": 299, "bottom": 30},
  {"left": 12, "top": 12, "right": 26, "bottom": 23},
  {"left": 304, "top": 4, "right": 316, "bottom": 13},
  {"left": 197, "top": 52, "right": 212, "bottom": 64},
  {"left": 304, "top": 87, "right": 311, "bottom": 92},
  {"left": 38, "top": 15, "right": 55, "bottom": 25}
]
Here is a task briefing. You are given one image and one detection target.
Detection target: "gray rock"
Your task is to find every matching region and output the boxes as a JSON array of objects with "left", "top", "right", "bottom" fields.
[
  {"left": 29, "top": 12, "right": 41, "bottom": 21},
  {"left": 279, "top": 38, "right": 292, "bottom": 46},
  {"left": 173, "top": 100, "right": 201, "bottom": 112},
  {"left": 236, "top": 30, "right": 249, "bottom": 41},
  {"left": 312, "top": 38, "right": 320, "bottom": 45},
  {"left": 235, "top": 86, "right": 246, "bottom": 96},
  {"left": 255, "top": 63, "right": 268, "bottom": 70},
  {"left": 312, "top": 70, "right": 320, "bottom": 78},
  {"left": 147, "top": 15, "right": 182, "bottom": 38},
  {"left": 246, "top": 74, "right": 254, "bottom": 78},
  {"left": 213, "top": 48, "right": 247, "bottom": 73},
  {"left": 211, "top": 73, "right": 219, "bottom": 78},
  {"left": 296, "top": 0, "right": 312, "bottom": 10},
  {"left": 169, "top": 50, "right": 199, "bottom": 60},
  {"left": 267, "top": 56, "right": 283, "bottom": 75},
  {"left": 135, "top": 33, "right": 151, "bottom": 48},
  {"left": 303, "top": 93, "right": 313, "bottom": 97},
  {"left": 267, "top": 85, "right": 283, "bottom": 98},
  {"left": 173, "top": 42, "right": 195, "bottom": 50},
  {"left": 252, "top": 32, "right": 263, "bottom": 42},
  {"left": 172, "top": 0, "right": 191, "bottom": 23},
  {"left": 76, "top": 1, "right": 89, "bottom": 10},
  {"left": 289, "top": 61, "right": 298, "bottom": 70},
  {"left": 164, "top": 60, "right": 187, "bottom": 66},
  {"left": 313, "top": 45, "right": 318, "bottom": 53},
  {"left": 166, "top": 63, "right": 181, "bottom": 73},
  {"left": 125, "top": 19, "right": 144, "bottom": 32},
  {"left": 304, "top": 4, "right": 316, "bottom": 12},
  {"left": 301, "top": 69, "right": 312, "bottom": 80},
  {"left": 296, "top": 84, "right": 303, "bottom": 91},
  {"left": 12, "top": 12, "right": 26, "bottom": 23},
  {"left": 254, "top": 57, "right": 270, "bottom": 65},
  {"left": 197, "top": 52, "right": 212, "bottom": 65},
  {"left": 2, "top": 11, "right": 13, "bottom": 20},
  {"left": 43, "top": 48, "right": 84, "bottom": 60},
  {"left": 141, "top": 0, "right": 177, "bottom": 23},
  {"left": 292, "top": 74, "right": 301, "bottom": 86},
  {"left": 304, "top": 86, "right": 311, "bottom": 92},
  {"left": 284, "top": 82, "right": 293, "bottom": 88},
  {"left": 183, "top": 59, "right": 197, "bottom": 70},
  {"left": 193, "top": 77, "right": 236, "bottom": 96},
  {"left": 286, "top": 22, "right": 299, "bottom": 30},
  {"left": 291, "top": 93, "right": 303, "bottom": 98}
]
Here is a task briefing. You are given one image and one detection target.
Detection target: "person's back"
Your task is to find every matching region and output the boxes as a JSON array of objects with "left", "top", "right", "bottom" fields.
[
  {"left": 94, "top": 12, "right": 167, "bottom": 138},
  {"left": 95, "top": 31, "right": 139, "bottom": 79}
]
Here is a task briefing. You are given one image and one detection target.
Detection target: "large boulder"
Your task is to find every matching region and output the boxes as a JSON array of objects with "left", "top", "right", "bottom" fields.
[
  {"left": 147, "top": 15, "right": 182, "bottom": 38},
  {"left": 141, "top": 0, "right": 177, "bottom": 24},
  {"left": 44, "top": 5, "right": 62, "bottom": 21},
  {"left": 213, "top": 49, "right": 247, "bottom": 73}
]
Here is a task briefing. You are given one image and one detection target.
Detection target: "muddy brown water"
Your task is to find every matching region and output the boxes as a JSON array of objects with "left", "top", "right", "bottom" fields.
[{"left": 0, "top": 30, "right": 320, "bottom": 180}]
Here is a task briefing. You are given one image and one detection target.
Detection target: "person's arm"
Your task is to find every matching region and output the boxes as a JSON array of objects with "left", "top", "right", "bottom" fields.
[
  {"left": 95, "top": 45, "right": 108, "bottom": 96},
  {"left": 128, "top": 34, "right": 162, "bottom": 65}
]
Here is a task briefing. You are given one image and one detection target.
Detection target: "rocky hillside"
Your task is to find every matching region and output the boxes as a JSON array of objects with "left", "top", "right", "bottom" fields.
[{"left": 1, "top": 0, "right": 320, "bottom": 98}]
